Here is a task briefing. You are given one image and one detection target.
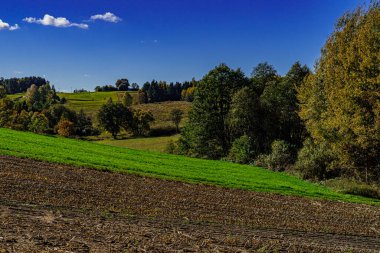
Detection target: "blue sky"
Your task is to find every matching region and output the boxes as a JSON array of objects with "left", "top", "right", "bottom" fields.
[{"left": 0, "top": 0, "right": 369, "bottom": 91}]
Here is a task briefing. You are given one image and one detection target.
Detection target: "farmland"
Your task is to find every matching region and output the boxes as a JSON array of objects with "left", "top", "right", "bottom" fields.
[{"left": 1, "top": 155, "right": 380, "bottom": 252}]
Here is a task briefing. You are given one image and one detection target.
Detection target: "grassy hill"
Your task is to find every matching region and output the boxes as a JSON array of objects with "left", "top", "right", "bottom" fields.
[
  {"left": 0, "top": 128, "right": 379, "bottom": 206},
  {"left": 58, "top": 92, "right": 192, "bottom": 132},
  {"left": 59, "top": 91, "right": 137, "bottom": 118}
]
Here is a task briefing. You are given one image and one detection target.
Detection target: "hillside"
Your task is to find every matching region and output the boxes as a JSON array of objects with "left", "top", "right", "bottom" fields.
[{"left": 0, "top": 128, "right": 378, "bottom": 206}]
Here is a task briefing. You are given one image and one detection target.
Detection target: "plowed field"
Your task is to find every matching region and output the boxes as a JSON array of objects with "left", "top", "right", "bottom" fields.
[{"left": 0, "top": 156, "right": 379, "bottom": 252}]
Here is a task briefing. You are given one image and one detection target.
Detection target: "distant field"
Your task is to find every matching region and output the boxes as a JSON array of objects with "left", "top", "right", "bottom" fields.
[
  {"left": 0, "top": 128, "right": 379, "bottom": 206},
  {"left": 98, "top": 135, "right": 180, "bottom": 152},
  {"left": 7, "top": 91, "right": 192, "bottom": 130},
  {"left": 59, "top": 91, "right": 137, "bottom": 118}
]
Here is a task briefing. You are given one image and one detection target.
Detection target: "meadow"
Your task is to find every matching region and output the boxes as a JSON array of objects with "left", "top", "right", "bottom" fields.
[
  {"left": 0, "top": 127, "right": 379, "bottom": 206},
  {"left": 97, "top": 135, "right": 180, "bottom": 152},
  {"left": 59, "top": 91, "right": 137, "bottom": 118}
]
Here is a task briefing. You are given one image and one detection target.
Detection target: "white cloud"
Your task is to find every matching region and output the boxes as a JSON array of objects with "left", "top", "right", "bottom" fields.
[
  {"left": 90, "top": 12, "right": 122, "bottom": 23},
  {"left": 23, "top": 14, "right": 88, "bottom": 29},
  {"left": 0, "top": 19, "right": 20, "bottom": 31}
]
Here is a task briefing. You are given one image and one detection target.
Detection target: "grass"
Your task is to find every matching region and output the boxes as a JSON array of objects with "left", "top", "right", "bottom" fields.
[
  {"left": 0, "top": 128, "right": 379, "bottom": 206},
  {"left": 97, "top": 135, "right": 180, "bottom": 152},
  {"left": 59, "top": 91, "right": 137, "bottom": 118}
]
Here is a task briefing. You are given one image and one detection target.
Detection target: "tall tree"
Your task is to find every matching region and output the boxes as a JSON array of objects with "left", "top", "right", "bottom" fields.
[
  {"left": 298, "top": 2, "right": 380, "bottom": 181},
  {"left": 115, "top": 78, "right": 130, "bottom": 91},
  {"left": 179, "top": 64, "right": 249, "bottom": 158}
]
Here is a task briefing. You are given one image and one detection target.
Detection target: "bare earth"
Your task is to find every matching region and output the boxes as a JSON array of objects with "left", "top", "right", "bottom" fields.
[{"left": 0, "top": 156, "right": 379, "bottom": 252}]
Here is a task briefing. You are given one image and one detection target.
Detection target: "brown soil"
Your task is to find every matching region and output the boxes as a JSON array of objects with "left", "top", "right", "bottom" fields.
[{"left": 0, "top": 155, "right": 379, "bottom": 252}]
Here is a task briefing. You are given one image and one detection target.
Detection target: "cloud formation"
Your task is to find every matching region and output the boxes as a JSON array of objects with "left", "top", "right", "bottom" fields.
[
  {"left": 90, "top": 12, "right": 122, "bottom": 23},
  {"left": 0, "top": 19, "right": 20, "bottom": 31},
  {"left": 23, "top": 14, "right": 88, "bottom": 29}
]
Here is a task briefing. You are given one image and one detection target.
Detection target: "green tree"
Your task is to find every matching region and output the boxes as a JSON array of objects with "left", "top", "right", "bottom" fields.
[
  {"left": 0, "top": 85, "right": 6, "bottom": 99},
  {"left": 28, "top": 112, "right": 49, "bottom": 134},
  {"left": 116, "top": 78, "right": 130, "bottom": 91},
  {"left": 179, "top": 64, "right": 249, "bottom": 158},
  {"left": 170, "top": 109, "right": 184, "bottom": 133},
  {"left": 122, "top": 93, "right": 133, "bottom": 106},
  {"left": 227, "top": 135, "right": 254, "bottom": 164},
  {"left": 97, "top": 99, "right": 123, "bottom": 139},
  {"left": 131, "top": 109, "right": 154, "bottom": 136},
  {"left": 0, "top": 98, "right": 15, "bottom": 127}
]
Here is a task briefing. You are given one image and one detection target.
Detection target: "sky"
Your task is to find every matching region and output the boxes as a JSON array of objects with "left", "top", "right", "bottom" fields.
[{"left": 0, "top": 0, "right": 371, "bottom": 92}]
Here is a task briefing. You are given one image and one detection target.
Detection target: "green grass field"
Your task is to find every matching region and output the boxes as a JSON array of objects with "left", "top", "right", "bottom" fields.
[
  {"left": 98, "top": 135, "right": 180, "bottom": 152},
  {"left": 0, "top": 128, "right": 379, "bottom": 206},
  {"left": 59, "top": 91, "right": 137, "bottom": 118}
]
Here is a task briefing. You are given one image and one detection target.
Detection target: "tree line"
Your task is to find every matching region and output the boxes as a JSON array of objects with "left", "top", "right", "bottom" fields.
[
  {"left": 175, "top": 3, "right": 380, "bottom": 184},
  {"left": 94, "top": 78, "right": 197, "bottom": 103},
  {"left": 0, "top": 77, "right": 49, "bottom": 95},
  {"left": 0, "top": 84, "right": 96, "bottom": 136}
]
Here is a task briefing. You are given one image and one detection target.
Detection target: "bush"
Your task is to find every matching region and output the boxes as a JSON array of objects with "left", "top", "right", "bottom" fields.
[
  {"left": 325, "top": 178, "right": 380, "bottom": 199},
  {"left": 57, "top": 119, "right": 75, "bottom": 137},
  {"left": 294, "top": 138, "right": 336, "bottom": 180},
  {"left": 227, "top": 135, "right": 254, "bottom": 164},
  {"left": 255, "top": 140, "right": 294, "bottom": 171},
  {"left": 165, "top": 140, "right": 177, "bottom": 154},
  {"left": 60, "top": 97, "right": 67, "bottom": 104},
  {"left": 28, "top": 113, "right": 49, "bottom": 134}
]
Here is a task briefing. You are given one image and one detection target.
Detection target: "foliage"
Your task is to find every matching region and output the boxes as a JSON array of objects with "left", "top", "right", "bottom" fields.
[
  {"left": 170, "top": 109, "right": 184, "bottom": 132},
  {"left": 165, "top": 140, "right": 177, "bottom": 154},
  {"left": 294, "top": 138, "right": 337, "bottom": 181},
  {"left": 97, "top": 99, "right": 125, "bottom": 138},
  {"left": 131, "top": 109, "right": 154, "bottom": 136},
  {"left": 25, "top": 84, "right": 60, "bottom": 111},
  {"left": 28, "top": 112, "right": 49, "bottom": 134},
  {"left": 325, "top": 178, "right": 380, "bottom": 199},
  {"left": 94, "top": 85, "right": 118, "bottom": 92},
  {"left": 142, "top": 78, "right": 197, "bottom": 103},
  {"left": 181, "top": 86, "right": 196, "bottom": 102},
  {"left": 254, "top": 140, "right": 295, "bottom": 172},
  {"left": 122, "top": 93, "right": 134, "bottom": 106},
  {"left": 298, "top": 3, "right": 380, "bottom": 182},
  {"left": 115, "top": 78, "right": 130, "bottom": 91},
  {"left": 0, "top": 76, "right": 49, "bottom": 94},
  {"left": 179, "top": 64, "right": 249, "bottom": 159},
  {"left": 0, "top": 85, "right": 6, "bottom": 99},
  {"left": 227, "top": 135, "right": 255, "bottom": 164},
  {"left": 57, "top": 119, "right": 75, "bottom": 137},
  {"left": 1, "top": 128, "right": 379, "bottom": 205}
]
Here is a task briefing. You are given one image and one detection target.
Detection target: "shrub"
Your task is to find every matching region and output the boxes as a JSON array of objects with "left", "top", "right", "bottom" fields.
[
  {"left": 165, "top": 140, "right": 177, "bottom": 154},
  {"left": 57, "top": 119, "right": 75, "bottom": 137},
  {"left": 255, "top": 140, "right": 294, "bottom": 171},
  {"left": 324, "top": 178, "right": 380, "bottom": 199},
  {"left": 227, "top": 135, "right": 254, "bottom": 164},
  {"left": 60, "top": 97, "right": 67, "bottom": 104},
  {"left": 294, "top": 138, "right": 337, "bottom": 180},
  {"left": 28, "top": 113, "right": 49, "bottom": 134}
]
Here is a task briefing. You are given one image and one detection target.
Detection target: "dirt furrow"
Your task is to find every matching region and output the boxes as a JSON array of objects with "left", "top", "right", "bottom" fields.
[{"left": 0, "top": 155, "right": 379, "bottom": 252}]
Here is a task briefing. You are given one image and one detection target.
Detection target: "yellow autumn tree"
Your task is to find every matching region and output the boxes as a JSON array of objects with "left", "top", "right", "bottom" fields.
[{"left": 298, "top": 2, "right": 380, "bottom": 182}]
